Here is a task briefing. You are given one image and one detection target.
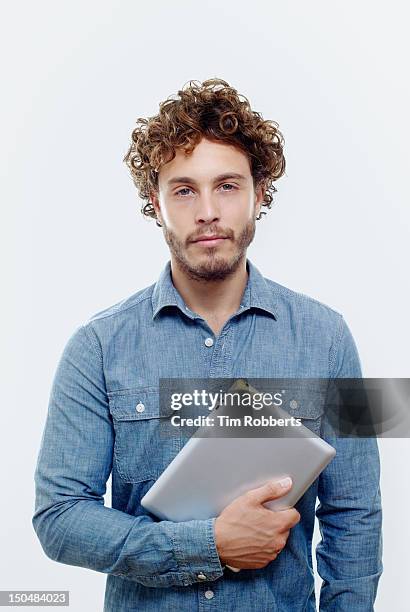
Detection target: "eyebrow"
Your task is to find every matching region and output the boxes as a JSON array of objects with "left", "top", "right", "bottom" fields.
[{"left": 166, "top": 172, "right": 247, "bottom": 187}]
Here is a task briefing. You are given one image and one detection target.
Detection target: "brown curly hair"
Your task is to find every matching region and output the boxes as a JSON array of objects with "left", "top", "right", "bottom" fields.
[{"left": 123, "top": 78, "right": 286, "bottom": 227}]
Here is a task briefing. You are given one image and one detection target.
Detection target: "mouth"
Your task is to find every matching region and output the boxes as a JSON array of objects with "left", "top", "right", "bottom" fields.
[{"left": 191, "top": 236, "right": 229, "bottom": 246}]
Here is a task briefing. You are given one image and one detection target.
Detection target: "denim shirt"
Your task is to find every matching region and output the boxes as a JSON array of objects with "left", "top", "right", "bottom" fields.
[{"left": 32, "top": 258, "right": 383, "bottom": 611}]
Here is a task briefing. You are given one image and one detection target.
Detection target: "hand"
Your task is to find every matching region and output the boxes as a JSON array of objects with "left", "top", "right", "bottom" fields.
[{"left": 214, "top": 477, "right": 300, "bottom": 570}]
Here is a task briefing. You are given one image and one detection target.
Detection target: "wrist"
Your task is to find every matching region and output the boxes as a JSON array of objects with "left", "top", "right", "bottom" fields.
[{"left": 214, "top": 517, "right": 229, "bottom": 566}]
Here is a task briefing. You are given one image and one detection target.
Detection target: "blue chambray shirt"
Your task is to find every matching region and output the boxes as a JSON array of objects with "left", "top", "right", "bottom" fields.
[{"left": 32, "top": 258, "right": 383, "bottom": 611}]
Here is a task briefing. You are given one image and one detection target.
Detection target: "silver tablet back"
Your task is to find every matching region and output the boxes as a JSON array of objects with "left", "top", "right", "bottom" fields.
[{"left": 141, "top": 394, "right": 336, "bottom": 521}]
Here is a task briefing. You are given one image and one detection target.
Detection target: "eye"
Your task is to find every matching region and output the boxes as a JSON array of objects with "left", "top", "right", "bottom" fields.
[
  {"left": 174, "top": 183, "right": 237, "bottom": 197},
  {"left": 175, "top": 187, "right": 193, "bottom": 197}
]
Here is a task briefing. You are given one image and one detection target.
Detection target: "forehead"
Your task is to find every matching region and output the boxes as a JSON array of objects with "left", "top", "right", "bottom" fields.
[{"left": 158, "top": 137, "right": 252, "bottom": 186}]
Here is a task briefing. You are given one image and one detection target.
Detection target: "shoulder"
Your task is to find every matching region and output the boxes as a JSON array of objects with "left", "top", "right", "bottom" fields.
[
  {"left": 264, "top": 275, "right": 350, "bottom": 367},
  {"left": 72, "top": 282, "right": 156, "bottom": 350},
  {"left": 263, "top": 276, "right": 360, "bottom": 376},
  {"left": 264, "top": 275, "right": 343, "bottom": 325},
  {"left": 85, "top": 283, "right": 155, "bottom": 324}
]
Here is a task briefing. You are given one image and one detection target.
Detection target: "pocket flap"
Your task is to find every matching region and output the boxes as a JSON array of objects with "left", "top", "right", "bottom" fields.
[
  {"left": 108, "top": 387, "right": 172, "bottom": 421},
  {"left": 282, "top": 388, "right": 327, "bottom": 420}
]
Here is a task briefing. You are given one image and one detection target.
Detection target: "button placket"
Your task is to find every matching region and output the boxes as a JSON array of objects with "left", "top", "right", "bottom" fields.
[{"left": 206, "top": 324, "right": 233, "bottom": 379}]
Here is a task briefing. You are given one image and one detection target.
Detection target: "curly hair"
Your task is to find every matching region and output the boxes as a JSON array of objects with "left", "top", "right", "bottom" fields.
[{"left": 123, "top": 78, "right": 286, "bottom": 227}]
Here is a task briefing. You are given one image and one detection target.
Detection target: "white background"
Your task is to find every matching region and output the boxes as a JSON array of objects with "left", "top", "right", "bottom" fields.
[{"left": 1, "top": 1, "right": 409, "bottom": 610}]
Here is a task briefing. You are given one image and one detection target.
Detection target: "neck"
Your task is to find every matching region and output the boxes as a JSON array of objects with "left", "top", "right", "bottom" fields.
[{"left": 169, "top": 255, "right": 248, "bottom": 319}]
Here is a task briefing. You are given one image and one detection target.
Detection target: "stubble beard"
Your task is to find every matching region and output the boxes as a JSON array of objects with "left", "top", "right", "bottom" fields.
[{"left": 161, "top": 218, "right": 256, "bottom": 281}]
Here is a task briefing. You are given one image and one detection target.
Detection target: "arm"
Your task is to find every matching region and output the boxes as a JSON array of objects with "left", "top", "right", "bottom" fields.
[
  {"left": 316, "top": 316, "right": 383, "bottom": 611},
  {"left": 32, "top": 324, "right": 224, "bottom": 588}
]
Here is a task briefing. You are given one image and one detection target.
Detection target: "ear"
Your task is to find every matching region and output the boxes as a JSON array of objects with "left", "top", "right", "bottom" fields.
[
  {"left": 150, "top": 190, "right": 163, "bottom": 225},
  {"left": 254, "top": 183, "right": 265, "bottom": 218}
]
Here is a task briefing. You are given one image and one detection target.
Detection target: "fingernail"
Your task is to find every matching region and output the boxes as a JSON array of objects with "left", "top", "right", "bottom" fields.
[{"left": 278, "top": 477, "right": 292, "bottom": 488}]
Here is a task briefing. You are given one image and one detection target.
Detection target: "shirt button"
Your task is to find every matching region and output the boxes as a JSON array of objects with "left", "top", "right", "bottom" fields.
[
  {"left": 204, "top": 590, "right": 214, "bottom": 599},
  {"left": 136, "top": 403, "right": 145, "bottom": 413},
  {"left": 197, "top": 572, "right": 207, "bottom": 581},
  {"left": 204, "top": 337, "right": 214, "bottom": 347}
]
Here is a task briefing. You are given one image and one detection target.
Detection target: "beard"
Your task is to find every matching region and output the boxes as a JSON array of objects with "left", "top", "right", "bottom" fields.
[{"left": 161, "top": 218, "right": 256, "bottom": 281}]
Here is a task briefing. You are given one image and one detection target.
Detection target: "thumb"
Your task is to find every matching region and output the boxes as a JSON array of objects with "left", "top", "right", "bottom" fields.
[{"left": 246, "top": 477, "right": 292, "bottom": 505}]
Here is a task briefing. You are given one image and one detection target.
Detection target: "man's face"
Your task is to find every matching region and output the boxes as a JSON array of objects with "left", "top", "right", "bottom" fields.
[{"left": 151, "top": 137, "right": 264, "bottom": 281}]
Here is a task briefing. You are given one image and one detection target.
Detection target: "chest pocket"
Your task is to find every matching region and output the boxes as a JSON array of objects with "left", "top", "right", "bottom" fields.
[
  {"left": 281, "top": 387, "right": 327, "bottom": 436},
  {"left": 108, "top": 387, "right": 183, "bottom": 484}
]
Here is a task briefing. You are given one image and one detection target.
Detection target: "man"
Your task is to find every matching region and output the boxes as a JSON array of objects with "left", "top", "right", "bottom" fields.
[{"left": 33, "top": 78, "right": 382, "bottom": 611}]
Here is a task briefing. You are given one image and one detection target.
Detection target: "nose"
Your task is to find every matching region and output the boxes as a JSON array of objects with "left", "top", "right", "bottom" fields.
[{"left": 194, "top": 192, "right": 221, "bottom": 224}]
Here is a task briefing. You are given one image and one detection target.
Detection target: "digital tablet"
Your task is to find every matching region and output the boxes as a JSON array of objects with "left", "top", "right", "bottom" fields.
[{"left": 141, "top": 379, "right": 336, "bottom": 522}]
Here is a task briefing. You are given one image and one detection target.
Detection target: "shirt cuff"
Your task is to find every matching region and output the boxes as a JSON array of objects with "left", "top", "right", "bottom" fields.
[{"left": 163, "top": 517, "right": 224, "bottom": 585}]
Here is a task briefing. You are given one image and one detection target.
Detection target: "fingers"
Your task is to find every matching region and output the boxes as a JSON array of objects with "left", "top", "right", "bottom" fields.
[
  {"left": 272, "top": 534, "right": 288, "bottom": 552},
  {"left": 275, "top": 508, "right": 301, "bottom": 532},
  {"left": 245, "top": 477, "right": 293, "bottom": 505},
  {"left": 287, "top": 508, "right": 301, "bottom": 528}
]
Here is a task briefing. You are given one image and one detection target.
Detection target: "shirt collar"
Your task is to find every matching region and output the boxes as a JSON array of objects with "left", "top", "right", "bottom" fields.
[{"left": 151, "top": 258, "right": 278, "bottom": 321}]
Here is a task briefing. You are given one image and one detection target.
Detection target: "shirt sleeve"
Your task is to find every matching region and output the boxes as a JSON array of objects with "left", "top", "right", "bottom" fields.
[
  {"left": 32, "top": 324, "right": 224, "bottom": 588},
  {"left": 315, "top": 315, "right": 383, "bottom": 611}
]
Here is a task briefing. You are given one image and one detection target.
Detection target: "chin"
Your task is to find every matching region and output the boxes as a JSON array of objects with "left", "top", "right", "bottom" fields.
[{"left": 184, "top": 251, "right": 244, "bottom": 280}]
